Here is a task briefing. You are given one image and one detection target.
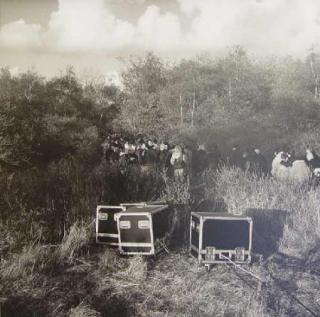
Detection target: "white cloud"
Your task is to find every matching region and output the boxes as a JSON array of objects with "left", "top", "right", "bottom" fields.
[
  {"left": 46, "top": 0, "right": 134, "bottom": 51},
  {"left": 1, "top": 0, "right": 320, "bottom": 58},
  {"left": 0, "top": 19, "right": 42, "bottom": 49},
  {"left": 178, "top": 0, "right": 320, "bottom": 56},
  {"left": 136, "top": 5, "right": 183, "bottom": 52}
]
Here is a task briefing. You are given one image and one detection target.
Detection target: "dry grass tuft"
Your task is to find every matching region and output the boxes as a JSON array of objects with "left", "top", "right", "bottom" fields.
[
  {"left": 132, "top": 253, "right": 270, "bottom": 317},
  {"left": 122, "top": 255, "right": 147, "bottom": 282},
  {"left": 68, "top": 303, "right": 101, "bottom": 317},
  {"left": 0, "top": 243, "right": 49, "bottom": 281},
  {"left": 59, "top": 221, "right": 92, "bottom": 263}
]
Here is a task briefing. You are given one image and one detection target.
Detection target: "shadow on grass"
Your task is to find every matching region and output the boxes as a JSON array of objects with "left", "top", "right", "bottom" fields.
[
  {"left": 246, "top": 208, "right": 288, "bottom": 257},
  {"left": 1, "top": 268, "right": 134, "bottom": 317}
]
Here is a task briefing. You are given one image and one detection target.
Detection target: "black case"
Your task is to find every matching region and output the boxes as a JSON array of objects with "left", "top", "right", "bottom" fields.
[
  {"left": 96, "top": 205, "right": 125, "bottom": 246},
  {"left": 116, "top": 205, "right": 172, "bottom": 255},
  {"left": 190, "top": 212, "right": 253, "bottom": 268}
]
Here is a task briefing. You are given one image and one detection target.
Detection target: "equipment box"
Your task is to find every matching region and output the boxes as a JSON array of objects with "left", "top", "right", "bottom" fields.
[
  {"left": 96, "top": 205, "right": 125, "bottom": 246},
  {"left": 116, "top": 205, "right": 172, "bottom": 255},
  {"left": 190, "top": 212, "right": 252, "bottom": 269}
]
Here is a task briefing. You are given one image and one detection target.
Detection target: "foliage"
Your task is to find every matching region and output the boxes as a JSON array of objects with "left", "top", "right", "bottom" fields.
[{"left": 120, "top": 52, "right": 167, "bottom": 136}]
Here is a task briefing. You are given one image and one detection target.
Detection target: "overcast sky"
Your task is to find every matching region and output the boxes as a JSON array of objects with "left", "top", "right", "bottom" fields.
[{"left": 1, "top": 0, "right": 320, "bottom": 79}]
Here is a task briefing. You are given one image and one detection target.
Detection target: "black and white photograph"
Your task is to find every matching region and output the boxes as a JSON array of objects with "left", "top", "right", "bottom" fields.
[{"left": 1, "top": 0, "right": 320, "bottom": 316}]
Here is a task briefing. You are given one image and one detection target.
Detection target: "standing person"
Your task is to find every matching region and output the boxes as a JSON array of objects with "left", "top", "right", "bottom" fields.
[
  {"left": 152, "top": 139, "right": 161, "bottom": 170},
  {"left": 252, "top": 148, "right": 268, "bottom": 176},
  {"left": 207, "top": 143, "right": 222, "bottom": 171},
  {"left": 183, "top": 144, "right": 193, "bottom": 183},
  {"left": 159, "top": 142, "right": 170, "bottom": 172},
  {"left": 127, "top": 145, "right": 139, "bottom": 166},
  {"left": 241, "top": 149, "right": 250, "bottom": 171},
  {"left": 118, "top": 150, "right": 127, "bottom": 175},
  {"left": 228, "top": 144, "right": 242, "bottom": 167},
  {"left": 137, "top": 142, "right": 147, "bottom": 166},
  {"left": 170, "top": 145, "right": 186, "bottom": 181},
  {"left": 102, "top": 139, "right": 113, "bottom": 163},
  {"left": 193, "top": 144, "right": 208, "bottom": 175},
  {"left": 141, "top": 140, "right": 156, "bottom": 175},
  {"left": 110, "top": 142, "right": 120, "bottom": 163}
]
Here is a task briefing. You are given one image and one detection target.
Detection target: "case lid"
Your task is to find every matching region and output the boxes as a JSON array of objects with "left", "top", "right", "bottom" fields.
[
  {"left": 122, "top": 205, "right": 168, "bottom": 215},
  {"left": 192, "top": 211, "right": 251, "bottom": 220}
]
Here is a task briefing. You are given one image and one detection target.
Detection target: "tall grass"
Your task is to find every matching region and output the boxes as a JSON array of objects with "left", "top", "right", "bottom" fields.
[
  {"left": 211, "top": 166, "right": 320, "bottom": 256},
  {"left": 0, "top": 243, "right": 49, "bottom": 281},
  {"left": 58, "top": 221, "right": 92, "bottom": 263},
  {"left": 2, "top": 166, "right": 320, "bottom": 316}
]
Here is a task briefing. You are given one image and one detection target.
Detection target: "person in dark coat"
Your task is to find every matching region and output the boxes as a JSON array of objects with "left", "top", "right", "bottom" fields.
[
  {"left": 252, "top": 148, "right": 268, "bottom": 175},
  {"left": 312, "top": 168, "right": 320, "bottom": 186},
  {"left": 207, "top": 144, "right": 222, "bottom": 171},
  {"left": 102, "top": 140, "right": 113, "bottom": 163},
  {"left": 241, "top": 150, "right": 250, "bottom": 171},
  {"left": 228, "top": 144, "right": 242, "bottom": 168},
  {"left": 140, "top": 140, "right": 156, "bottom": 175},
  {"left": 126, "top": 147, "right": 139, "bottom": 166},
  {"left": 158, "top": 143, "right": 170, "bottom": 172},
  {"left": 242, "top": 147, "right": 268, "bottom": 176},
  {"left": 306, "top": 148, "right": 320, "bottom": 186},
  {"left": 110, "top": 143, "right": 120, "bottom": 163},
  {"left": 118, "top": 150, "right": 127, "bottom": 175},
  {"left": 193, "top": 144, "right": 208, "bottom": 175},
  {"left": 306, "top": 149, "right": 320, "bottom": 170},
  {"left": 182, "top": 144, "right": 193, "bottom": 179}
]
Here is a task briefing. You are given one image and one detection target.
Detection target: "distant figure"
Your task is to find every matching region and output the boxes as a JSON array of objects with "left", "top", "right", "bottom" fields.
[
  {"left": 170, "top": 145, "right": 186, "bottom": 181},
  {"left": 103, "top": 141, "right": 113, "bottom": 163},
  {"left": 243, "top": 147, "right": 268, "bottom": 176},
  {"left": 183, "top": 145, "right": 193, "bottom": 179},
  {"left": 110, "top": 143, "right": 120, "bottom": 163},
  {"left": 228, "top": 144, "right": 242, "bottom": 168},
  {"left": 271, "top": 151, "right": 311, "bottom": 183},
  {"left": 141, "top": 141, "right": 157, "bottom": 175},
  {"left": 252, "top": 148, "right": 268, "bottom": 175},
  {"left": 241, "top": 150, "right": 250, "bottom": 171},
  {"left": 118, "top": 151, "right": 127, "bottom": 175},
  {"left": 193, "top": 144, "right": 208, "bottom": 174},
  {"left": 306, "top": 149, "right": 320, "bottom": 169},
  {"left": 305, "top": 148, "right": 320, "bottom": 186},
  {"left": 126, "top": 146, "right": 138, "bottom": 166},
  {"left": 312, "top": 168, "right": 320, "bottom": 186},
  {"left": 206, "top": 144, "right": 222, "bottom": 171},
  {"left": 137, "top": 142, "right": 147, "bottom": 165},
  {"left": 159, "top": 142, "right": 171, "bottom": 172}
]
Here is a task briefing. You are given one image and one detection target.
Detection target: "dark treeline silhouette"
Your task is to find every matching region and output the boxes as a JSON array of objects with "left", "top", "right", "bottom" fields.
[{"left": 1, "top": 47, "right": 320, "bottom": 251}]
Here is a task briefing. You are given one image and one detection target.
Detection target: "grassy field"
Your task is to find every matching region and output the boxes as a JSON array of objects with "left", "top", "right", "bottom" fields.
[{"left": 1, "top": 167, "right": 320, "bottom": 317}]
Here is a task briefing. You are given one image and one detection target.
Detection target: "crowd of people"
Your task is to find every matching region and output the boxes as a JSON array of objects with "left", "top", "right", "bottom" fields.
[
  {"left": 100, "top": 133, "right": 320, "bottom": 206},
  {"left": 102, "top": 133, "right": 212, "bottom": 182},
  {"left": 228, "top": 144, "right": 269, "bottom": 176},
  {"left": 101, "top": 133, "right": 270, "bottom": 183}
]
